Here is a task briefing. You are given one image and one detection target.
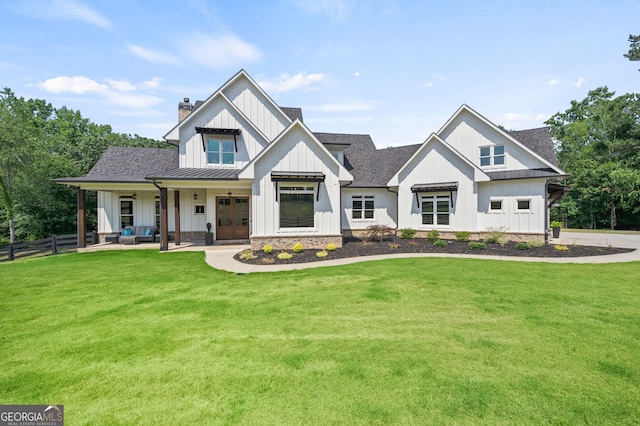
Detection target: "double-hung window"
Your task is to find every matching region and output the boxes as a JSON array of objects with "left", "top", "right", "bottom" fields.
[
  {"left": 155, "top": 199, "right": 161, "bottom": 227},
  {"left": 480, "top": 145, "right": 505, "bottom": 167},
  {"left": 421, "top": 195, "right": 450, "bottom": 226},
  {"left": 120, "top": 200, "right": 134, "bottom": 228},
  {"left": 279, "top": 186, "right": 315, "bottom": 228},
  {"left": 207, "top": 139, "right": 235, "bottom": 165},
  {"left": 352, "top": 196, "right": 374, "bottom": 220}
]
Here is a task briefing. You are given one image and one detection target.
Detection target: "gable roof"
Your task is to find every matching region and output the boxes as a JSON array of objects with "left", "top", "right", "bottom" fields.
[
  {"left": 54, "top": 146, "right": 177, "bottom": 185},
  {"left": 508, "top": 127, "right": 557, "bottom": 167},
  {"left": 345, "top": 143, "right": 421, "bottom": 187},
  {"left": 281, "top": 107, "right": 304, "bottom": 123}
]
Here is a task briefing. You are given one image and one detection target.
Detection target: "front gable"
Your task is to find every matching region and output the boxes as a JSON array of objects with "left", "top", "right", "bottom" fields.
[{"left": 437, "top": 105, "right": 563, "bottom": 173}]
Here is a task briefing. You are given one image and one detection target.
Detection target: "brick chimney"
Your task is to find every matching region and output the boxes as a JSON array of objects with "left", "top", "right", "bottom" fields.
[{"left": 178, "top": 97, "right": 193, "bottom": 122}]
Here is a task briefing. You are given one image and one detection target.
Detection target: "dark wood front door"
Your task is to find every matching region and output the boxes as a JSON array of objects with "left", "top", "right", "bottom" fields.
[{"left": 216, "top": 197, "right": 249, "bottom": 240}]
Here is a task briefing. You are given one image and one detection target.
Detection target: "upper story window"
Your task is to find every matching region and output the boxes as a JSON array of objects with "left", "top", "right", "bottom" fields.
[
  {"left": 207, "top": 139, "right": 235, "bottom": 165},
  {"left": 480, "top": 145, "right": 505, "bottom": 167}
]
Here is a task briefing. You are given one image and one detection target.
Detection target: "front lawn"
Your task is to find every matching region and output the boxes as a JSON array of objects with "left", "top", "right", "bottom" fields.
[{"left": 1, "top": 251, "right": 639, "bottom": 424}]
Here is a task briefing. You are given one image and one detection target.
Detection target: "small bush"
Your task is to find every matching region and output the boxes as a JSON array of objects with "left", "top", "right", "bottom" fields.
[
  {"left": 262, "top": 244, "right": 273, "bottom": 254},
  {"left": 529, "top": 240, "right": 543, "bottom": 248},
  {"left": 398, "top": 228, "right": 416, "bottom": 239},
  {"left": 362, "top": 241, "right": 374, "bottom": 246},
  {"left": 292, "top": 242, "right": 304, "bottom": 253},
  {"left": 239, "top": 249, "right": 257, "bottom": 260},
  {"left": 427, "top": 229, "right": 440, "bottom": 243},
  {"left": 408, "top": 240, "right": 418, "bottom": 246},
  {"left": 516, "top": 242, "right": 531, "bottom": 250},
  {"left": 277, "top": 252, "right": 293, "bottom": 260},
  {"left": 554, "top": 244, "right": 569, "bottom": 251},
  {"left": 316, "top": 250, "right": 328, "bottom": 258},
  {"left": 366, "top": 224, "right": 395, "bottom": 242},
  {"left": 484, "top": 229, "right": 507, "bottom": 246},
  {"left": 455, "top": 231, "right": 471, "bottom": 242},
  {"left": 434, "top": 239, "right": 447, "bottom": 247},
  {"left": 469, "top": 242, "right": 486, "bottom": 250},
  {"left": 326, "top": 243, "right": 337, "bottom": 251},
  {"left": 261, "top": 257, "right": 275, "bottom": 264},
  {"left": 389, "top": 243, "right": 400, "bottom": 249}
]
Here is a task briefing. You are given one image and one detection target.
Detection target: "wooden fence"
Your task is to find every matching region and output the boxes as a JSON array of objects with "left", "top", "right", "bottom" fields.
[{"left": 0, "top": 232, "right": 97, "bottom": 262}]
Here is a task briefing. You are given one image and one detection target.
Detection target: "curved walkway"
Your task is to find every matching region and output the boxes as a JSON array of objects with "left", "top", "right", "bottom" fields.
[{"left": 205, "top": 232, "right": 640, "bottom": 273}]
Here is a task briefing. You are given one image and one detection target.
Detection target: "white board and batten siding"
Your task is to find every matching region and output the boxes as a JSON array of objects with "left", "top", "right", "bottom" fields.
[
  {"left": 251, "top": 127, "right": 343, "bottom": 237},
  {"left": 396, "top": 141, "right": 478, "bottom": 232},
  {"left": 179, "top": 97, "right": 269, "bottom": 169},
  {"left": 439, "top": 110, "right": 550, "bottom": 171},
  {"left": 341, "top": 188, "right": 397, "bottom": 230},
  {"left": 222, "top": 75, "right": 291, "bottom": 141},
  {"left": 477, "top": 179, "right": 546, "bottom": 233},
  {"left": 97, "top": 191, "right": 174, "bottom": 233}
]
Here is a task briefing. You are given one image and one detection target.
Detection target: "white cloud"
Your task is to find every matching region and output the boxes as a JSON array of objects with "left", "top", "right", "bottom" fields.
[
  {"left": 287, "top": 0, "right": 351, "bottom": 20},
  {"left": 127, "top": 44, "right": 178, "bottom": 64},
  {"left": 575, "top": 77, "right": 587, "bottom": 88},
  {"left": 549, "top": 79, "right": 560, "bottom": 86},
  {"left": 259, "top": 72, "right": 326, "bottom": 94},
  {"left": 354, "top": 71, "right": 360, "bottom": 77},
  {"left": 140, "top": 77, "right": 163, "bottom": 90},
  {"left": 421, "top": 82, "right": 434, "bottom": 88},
  {"left": 38, "top": 75, "right": 163, "bottom": 109},
  {"left": 180, "top": 32, "right": 262, "bottom": 69},
  {"left": 308, "top": 100, "right": 376, "bottom": 112},
  {"left": 39, "top": 76, "right": 108, "bottom": 94},
  {"left": 7, "top": 0, "right": 111, "bottom": 29}
]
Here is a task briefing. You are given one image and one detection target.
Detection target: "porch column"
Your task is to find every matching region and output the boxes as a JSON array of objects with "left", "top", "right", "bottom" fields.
[
  {"left": 160, "top": 187, "right": 169, "bottom": 251},
  {"left": 174, "top": 190, "right": 181, "bottom": 245},
  {"left": 77, "top": 189, "right": 86, "bottom": 248}
]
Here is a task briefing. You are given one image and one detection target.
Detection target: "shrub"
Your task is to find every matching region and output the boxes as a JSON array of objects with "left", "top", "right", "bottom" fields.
[
  {"left": 261, "top": 257, "right": 275, "bottom": 264},
  {"left": 408, "top": 240, "right": 418, "bottom": 246},
  {"left": 326, "top": 243, "right": 337, "bottom": 251},
  {"left": 434, "top": 239, "right": 447, "bottom": 247},
  {"left": 554, "top": 244, "right": 569, "bottom": 251},
  {"left": 365, "top": 224, "right": 395, "bottom": 242},
  {"left": 389, "top": 243, "right": 400, "bottom": 249},
  {"left": 516, "top": 242, "right": 531, "bottom": 250},
  {"left": 262, "top": 244, "right": 273, "bottom": 254},
  {"left": 316, "top": 250, "right": 328, "bottom": 258},
  {"left": 362, "top": 241, "right": 374, "bottom": 246},
  {"left": 484, "top": 229, "right": 507, "bottom": 246},
  {"left": 277, "top": 252, "right": 293, "bottom": 260},
  {"left": 398, "top": 228, "right": 416, "bottom": 239},
  {"left": 239, "top": 249, "right": 257, "bottom": 260},
  {"left": 469, "top": 242, "right": 486, "bottom": 250},
  {"left": 529, "top": 240, "right": 543, "bottom": 248},
  {"left": 455, "top": 231, "right": 471, "bottom": 242},
  {"left": 292, "top": 242, "right": 304, "bottom": 253},
  {"left": 427, "top": 229, "right": 440, "bottom": 243}
]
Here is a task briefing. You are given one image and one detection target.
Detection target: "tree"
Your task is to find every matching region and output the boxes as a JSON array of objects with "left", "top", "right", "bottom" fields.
[
  {"left": 624, "top": 34, "right": 640, "bottom": 69},
  {"left": 546, "top": 87, "right": 640, "bottom": 230}
]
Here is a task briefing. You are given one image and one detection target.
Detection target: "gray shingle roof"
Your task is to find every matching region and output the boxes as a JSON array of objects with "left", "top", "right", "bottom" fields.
[
  {"left": 508, "top": 127, "right": 558, "bottom": 166},
  {"left": 281, "top": 107, "right": 304, "bottom": 123},
  {"left": 55, "top": 146, "right": 178, "bottom": 183},
  {"left": 344, "top": 142, "right": 420, "bottom": 188}
]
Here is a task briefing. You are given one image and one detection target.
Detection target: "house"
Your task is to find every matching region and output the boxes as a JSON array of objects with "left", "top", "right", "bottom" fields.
[{"left": 55, "top": 70, "right": 567, "bottom": 250}]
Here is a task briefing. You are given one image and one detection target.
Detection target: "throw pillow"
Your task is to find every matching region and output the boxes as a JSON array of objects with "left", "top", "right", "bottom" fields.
[
  {"left": 123, "top": 229, "right": 132, "bottom": 236},
  {"left": 145, "top": 228, "right": 152, "bottom": 236}
]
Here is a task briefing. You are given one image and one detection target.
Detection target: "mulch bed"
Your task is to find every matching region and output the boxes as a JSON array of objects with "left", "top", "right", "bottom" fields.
[{"left": 234, "top": 236, "right": 635, "bottom": 265}]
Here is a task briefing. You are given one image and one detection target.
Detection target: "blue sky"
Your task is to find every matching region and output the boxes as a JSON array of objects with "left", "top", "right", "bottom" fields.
[{"left": 1, "top": 0, "right": 638, "bottom": 148}]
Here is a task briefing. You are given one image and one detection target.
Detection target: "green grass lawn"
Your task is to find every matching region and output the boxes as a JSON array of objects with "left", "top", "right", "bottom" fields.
[{"left": 1, "top": 251, "right": 639, "bottom": 425}]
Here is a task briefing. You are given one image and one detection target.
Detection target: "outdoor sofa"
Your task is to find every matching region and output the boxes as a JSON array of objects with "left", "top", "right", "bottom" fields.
[{"left": 122, "top": 225, "right": 158, "bottom": 243}]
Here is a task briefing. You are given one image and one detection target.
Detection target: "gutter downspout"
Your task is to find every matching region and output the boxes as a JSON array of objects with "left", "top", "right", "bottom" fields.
[
  {"left": 387, "top": 186, "right": 399, "bottom": 232},
  {"left": 544, "top": 179, "right": 549, "bottom": 245}
]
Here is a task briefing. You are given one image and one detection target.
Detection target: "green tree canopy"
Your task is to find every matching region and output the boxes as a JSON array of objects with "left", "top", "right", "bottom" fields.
[
  {"left": 546, "top": 87, "right": 640, "bottom": 229},
  {"left": 624, "top": 34, "right": 640, "bottom": 69}
]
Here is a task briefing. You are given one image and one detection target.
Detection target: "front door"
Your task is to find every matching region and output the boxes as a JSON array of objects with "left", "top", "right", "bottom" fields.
[{"left": 216, "top": 197, "right": 249, "bottom": 240}]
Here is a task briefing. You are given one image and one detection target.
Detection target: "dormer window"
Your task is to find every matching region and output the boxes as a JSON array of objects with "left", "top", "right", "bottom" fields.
[
  {"left": 480, "top": 145, "right": 505, "bottom": 167},
  {"left": 207, "top": 139, "right": 235, "bottom": 165}
]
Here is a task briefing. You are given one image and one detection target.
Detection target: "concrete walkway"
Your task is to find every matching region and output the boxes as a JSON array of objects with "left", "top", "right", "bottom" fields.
[{"left": 204, "top": 232, "right": 640, "bottom": 273}]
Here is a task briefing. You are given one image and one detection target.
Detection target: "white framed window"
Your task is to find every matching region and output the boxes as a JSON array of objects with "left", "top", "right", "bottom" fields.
[
  {"left": 207, "top": 138, "right": 235, "bottom": 165},
  {"left": 352, "top": 195, "right": 374, "bottom": 220},
  {"left": 120, "top": 200, "right": 134, "bottom": 228},
  {"left": 480, "top": 145, "right": 505, "bottom": 167},
  {"left": 517, "top": 199, "right": 531, "bottom": 211},
  {"left": 489, "top": 199, "right": 503, "bottom": 212},
  {"left": 195, "top": 205, "right": 205, "bottom": 215},
  {"left": 279, "top": 185, "right": 315, "bottom": 228},
  {"left": 155, "top": 199, "right": 161, "bottom": 227},
  {"left": 421, "top": 195, "right": 450, "bottom": 226}
]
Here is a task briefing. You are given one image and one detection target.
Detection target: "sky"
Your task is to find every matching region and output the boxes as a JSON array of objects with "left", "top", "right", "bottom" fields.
[{"left": 1, "top": 0, "right": 638, "bottom": 148}]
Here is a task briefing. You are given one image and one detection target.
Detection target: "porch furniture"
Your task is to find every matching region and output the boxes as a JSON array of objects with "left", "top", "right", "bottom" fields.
[
  {"left": 119, "top": 235, "right": 139, "bottom": 245},
  {"left": 105, "top": 234, "right": 119, "bottom": 244},
  {"left": 123, "top": 226, "right": 158, "bottom": 243}
]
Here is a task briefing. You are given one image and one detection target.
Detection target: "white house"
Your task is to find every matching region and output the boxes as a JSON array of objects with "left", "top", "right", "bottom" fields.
[{"left": 56, "top": 70, "right": 567, "bottom": 250}]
